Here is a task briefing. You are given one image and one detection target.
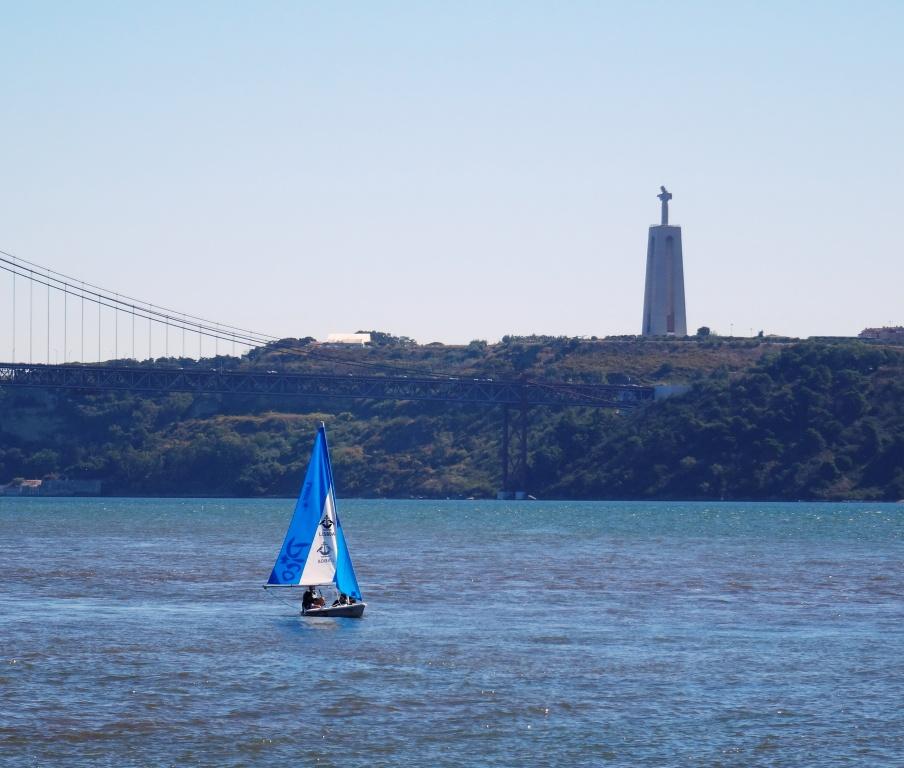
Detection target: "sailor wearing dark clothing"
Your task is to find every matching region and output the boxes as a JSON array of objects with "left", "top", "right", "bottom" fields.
[{"left": 302, "top": 586, "right": 316, "bottom": 611}]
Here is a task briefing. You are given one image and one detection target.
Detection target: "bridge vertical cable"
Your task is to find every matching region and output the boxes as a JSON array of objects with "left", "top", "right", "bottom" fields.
[
  {"left": 81, "top": 282, "right": 85, "bottom": 363},
  {"left": 63, "top": 285, "right": 68, "bottom": 363},
  {"left": 10, "top": 256, "right": 15, "bottom": 364},
  {"left": 29, "top": 272, "right": 33, "bottom": 363}
]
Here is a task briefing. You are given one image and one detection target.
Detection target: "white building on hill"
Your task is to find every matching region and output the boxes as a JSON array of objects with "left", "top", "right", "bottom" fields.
[{"left": 324, "top": 333, "right": 372, "bottom": 346}]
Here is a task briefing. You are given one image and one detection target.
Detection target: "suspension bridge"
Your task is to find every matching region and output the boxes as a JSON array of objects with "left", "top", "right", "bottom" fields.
[{"left": 0, "top": 250, "right": 654, "bottom": 493}]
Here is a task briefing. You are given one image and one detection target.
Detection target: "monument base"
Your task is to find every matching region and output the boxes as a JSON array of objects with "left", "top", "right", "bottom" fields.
[{"left": 641, "top": 224, "right": 687, "bottom": 336}]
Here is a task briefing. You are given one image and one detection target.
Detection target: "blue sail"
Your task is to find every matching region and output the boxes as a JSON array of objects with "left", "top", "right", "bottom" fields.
[
  {"left": 332, "top": 506, "right": 362, "bottom": 600},
  {"left": 322, "top": 429, "right": 363, "bottom": 601},
  {"left": 267, "top": 425, "right": 363, "bottom": 601},
  {"left": 266, "top": 426, "right": 332, "bottom": 586}
]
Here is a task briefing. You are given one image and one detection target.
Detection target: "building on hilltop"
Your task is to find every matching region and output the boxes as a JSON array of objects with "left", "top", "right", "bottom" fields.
[
  {"left": 641, "top": 186, "right": 687, "bottom": 336},
  {"left": 323, "top": 333, "right": 372, "bottom": 346},
  {"left": 859, "top": 326, "right": 904, "bottom": 342}
]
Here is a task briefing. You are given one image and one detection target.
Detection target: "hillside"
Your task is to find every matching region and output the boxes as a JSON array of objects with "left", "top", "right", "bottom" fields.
[{"left": 0, "top": 336, "right": 901, "bottom": 500}]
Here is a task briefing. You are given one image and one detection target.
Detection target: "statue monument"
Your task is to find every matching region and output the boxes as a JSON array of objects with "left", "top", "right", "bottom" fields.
[
  {"left": 657, "top": 185, "right": 672, "bottom": 225},
  {"left": 641, "top": 186, "right": 687, "bottom": 336}
]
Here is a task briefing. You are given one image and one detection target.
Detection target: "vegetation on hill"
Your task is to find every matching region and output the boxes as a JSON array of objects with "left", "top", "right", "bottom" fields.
[
  {"left": 533, "top": 342, "right": 903, "bottom": 500},
  {"left": 243, "top": 332, "right": 775, "bottom": 385},
  {"left": 0, "top": 337, "right": 901, "bottom": 500}
]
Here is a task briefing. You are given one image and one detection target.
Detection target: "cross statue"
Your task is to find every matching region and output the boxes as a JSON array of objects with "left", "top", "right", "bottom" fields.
[{"left": 657, "top": 186, "right": 672, "bottom": 226}]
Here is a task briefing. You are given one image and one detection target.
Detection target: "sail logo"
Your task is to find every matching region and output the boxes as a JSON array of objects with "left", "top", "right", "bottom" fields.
[
  {"left": 278, "top": 537, "right": 310, "bottom": 581},
  {"left": 286, "top": 538, "right": 310, "bottom": 559},
  {"left": 317, "top": 544, "right": 331, "bottom": 557},
  {"left": 320, "top": 517, "right": 333, "bottom": 530}
]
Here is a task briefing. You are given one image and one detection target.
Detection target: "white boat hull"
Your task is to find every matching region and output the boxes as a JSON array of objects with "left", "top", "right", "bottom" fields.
[{"left": 302, "top": 603, "right": 366, "bottom": 618}]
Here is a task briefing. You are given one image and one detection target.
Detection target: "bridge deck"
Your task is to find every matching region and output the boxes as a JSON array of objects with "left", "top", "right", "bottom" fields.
[{"left": 0, "top": 363, "right": 653, "bottom": 408}]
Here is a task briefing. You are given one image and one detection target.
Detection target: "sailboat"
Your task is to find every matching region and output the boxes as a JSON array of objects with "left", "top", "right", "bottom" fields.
[{"left": 263, "top": 423, "right": 366, "bottom": 618}]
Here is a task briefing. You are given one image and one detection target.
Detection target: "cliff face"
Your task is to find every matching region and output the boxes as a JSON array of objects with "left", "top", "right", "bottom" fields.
[{"left": 1, "top": 338, "right": 900, "bottom": 501}]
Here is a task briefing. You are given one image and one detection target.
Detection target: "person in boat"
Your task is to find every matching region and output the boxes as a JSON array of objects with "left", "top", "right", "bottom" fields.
[
  {"left": 302, "top": 586, "right": 326, "bottom": 611},
  {"left": 331, "top": 593, "right": 348, "bottom": 607}
]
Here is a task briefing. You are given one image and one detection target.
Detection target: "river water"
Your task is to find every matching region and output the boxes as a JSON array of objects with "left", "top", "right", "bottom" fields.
[{"left": 1, "top": 498, "right": 902, "bottom": 767}]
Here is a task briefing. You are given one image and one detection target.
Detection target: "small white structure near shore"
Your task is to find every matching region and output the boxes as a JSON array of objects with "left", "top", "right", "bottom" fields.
[
  {"left": 0, "top": 478, "right": 102, "bottom": 496},
  {"left": 324, "top": 333, "right": 371, "bottom": 346}
]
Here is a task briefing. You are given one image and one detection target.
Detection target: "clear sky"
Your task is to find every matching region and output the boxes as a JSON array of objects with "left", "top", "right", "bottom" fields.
[{"left": 2, "top": 1, "right": 902, "bottom": 348}]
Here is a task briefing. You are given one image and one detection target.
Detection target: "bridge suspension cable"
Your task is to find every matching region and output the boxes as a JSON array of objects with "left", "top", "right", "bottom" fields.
[
  {"left": 1, "top": 250, "right": 276, "bottom": 344},
  {"left": 1, "top": 250, "right": 277, "bottom": 363}
]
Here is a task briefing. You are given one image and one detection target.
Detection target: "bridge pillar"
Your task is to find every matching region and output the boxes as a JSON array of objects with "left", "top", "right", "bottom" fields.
[
  {"left": 496, "top": 394, "right": 530, "bottom": 500},
  {"left": 500, "top": 405, "right": 509, "bottom": 492},
  {"left": 518, "top": 399, "right": 528, "bottom": 492}
]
